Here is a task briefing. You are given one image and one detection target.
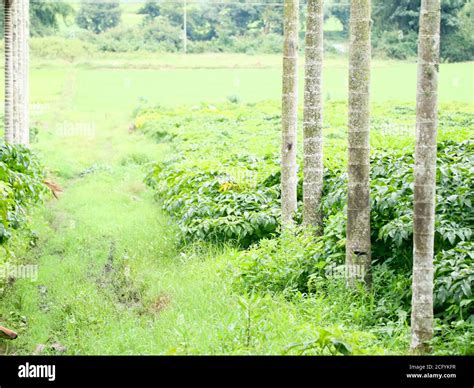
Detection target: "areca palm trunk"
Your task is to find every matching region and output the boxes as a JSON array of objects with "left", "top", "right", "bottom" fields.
[
  {"left": 303, "top": 0, "right": 324, "bottom": 232},
  {"left": 411, "top": 0, "right": 440, "bottom": 353},
  {"left": 12, "top": 0, "right": 21, "bottom": 143},
  {"left": 281, "top": 0, "right": 299, "bottom": 226},
  {"left": 21, "top": 0, "right": 29, "bottom": 146},
  {"left": 346, "top": 0, "right": 371, "bottom": 287},
  {"left": 4, "top": 0, "right": 14, "bottom": 143}
]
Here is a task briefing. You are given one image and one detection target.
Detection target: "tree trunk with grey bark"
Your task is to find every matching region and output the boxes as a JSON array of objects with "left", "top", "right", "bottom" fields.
[
  {"left": 21, "top": 0, "right": 29, "bottom": 146},
  {"left": 281, "top": 0, "right": 299, "bottom": 226},
  {"left": 303, "top": 0, "right": 324, "bottom": 232},
  {"left": 4, "top": 0, "right": 14, "bottom": 143},
  {"left": 411, "top": 0, "right": 440, "bottom": 354},
  {"left": 346, "top": 0, "right": 371, "bottom": 287},
  {"left": 12, "top": 0, "right": 21, "bottom": 144}
]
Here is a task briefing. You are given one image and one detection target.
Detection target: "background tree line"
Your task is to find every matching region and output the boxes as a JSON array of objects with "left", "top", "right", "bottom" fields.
[
  {"left": 0, "top": 2, "right": 73, "bottom": 36},
  {"left": 0, "top": 0, "right": 472, "bottom": 61}
]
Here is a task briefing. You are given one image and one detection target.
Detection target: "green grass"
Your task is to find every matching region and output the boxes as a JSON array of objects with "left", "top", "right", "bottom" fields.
[
  {"left": 0, "top": 54, "right": 472, "bottom": 354},
  {"left": 37, "top": 57, "right": 474, "bottom": 104},
  {"left": 2, "top": 54, "right": 473, "bottom": 105}
]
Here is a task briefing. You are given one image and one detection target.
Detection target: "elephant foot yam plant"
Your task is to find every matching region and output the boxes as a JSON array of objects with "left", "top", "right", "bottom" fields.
[
  {"left": 142, "top": 121, "right": 473, "bottom": 325},
  {"left": 233, "top": 140, "right": 473, "bottom": 325},
  {"left": 146, "top": 166, "right": 281, "bottom": 247},
  {"left": 137, "top": 101, "right": 473, "bottom": 355}
]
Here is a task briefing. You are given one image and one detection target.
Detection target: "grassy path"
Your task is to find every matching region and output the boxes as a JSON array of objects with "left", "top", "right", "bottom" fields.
[
  {"left": 1, "top": 68, "right": 246, "bottom": 355},
  {"left": 3, "top": 64, "right": 331, "bottom": 355}
]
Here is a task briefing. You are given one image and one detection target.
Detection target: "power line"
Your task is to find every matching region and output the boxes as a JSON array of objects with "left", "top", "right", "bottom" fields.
[
  {"left": 27, "top": 0, "right": 356, "bottom": 6},
  {"left": 29, "top": 0, "right": 286, "bottom": 4}
]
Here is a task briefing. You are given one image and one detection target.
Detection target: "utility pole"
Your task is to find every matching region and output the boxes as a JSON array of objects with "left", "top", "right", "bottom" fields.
[{"left": 183, "top": 0, "right": 187, "bottom": 54}]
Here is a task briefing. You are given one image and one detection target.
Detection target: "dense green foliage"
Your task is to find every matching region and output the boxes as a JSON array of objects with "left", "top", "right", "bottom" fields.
[
  {"left": 0, "top": 145, "right": 46, "bottom": 247},
  {"left": 371, "top": 0, "right": 474, "bottom": 61},
  {"left": 328, "top": 0, "right": 474, "bottom": 61},
  {"left": 76, "top": 2, "right": 122, "bottom": 34},
  {"left": 137, "top": 101, "right": 473, "bottom": 354},
  {"left": 84, "top": 18, "right": 184, "bottom": 53},
  {"left": 0, "top": 3, "right": 74, "bottom": 37},
  {"left": 235, "top": 141, "right": 473, "bottom": 315},
  {"left": 146, "top": 166, "right": 280, "bottom": 246},
  {"left": 434, "top": 241, "right": 474, "bottom": 321},
  {"left": 140, "top": 102, "right": 283, "bottom": 245},
  {"left": 30, "top": 3, "right": 75, "bottom": 37},
  {"left": 139, "top": 0, "right": 284, "bottom": 39},
  {"left": 83, "top": 1, "right": 285, "bottom": 55},
  {"left": 139, "top": 102, "right": 473, "bottom": 251},
  {"left": 83, "top": 0, "right": 473, "bottom": 60},
  {"left": 144, "top": 136, "right": 474, "bottom": 324},
  {"left": 0, "top": 0, "right": 471, "bottom": 59}
]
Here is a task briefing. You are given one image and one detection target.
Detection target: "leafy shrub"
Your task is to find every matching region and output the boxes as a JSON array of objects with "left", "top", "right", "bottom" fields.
[
  {"left": 434, "top": 242, "right": 474, "bottom": 322},
  {"left": 440, "top": 0, "right": 474, "bottom": 62},
  {"left": 441, "top": 31, "right": 474, "bottom": 62},
  {"left": 93, "top": 18, "right": 183, "bottom": 53},
  {"left": 231, "top": 229, "right": 326, "bottom": 294},
  {"left": 146, "top": 166, "right": 280, "bottom": 247},
  {"left": 373, "top": 30, "right": 418, "bottom": 60},
  {"left": 30, "top": 37, "right": 97, "bottom": 61},
  {"left": 431, "top": 319, "right": 474, "bottom": 355},
  {"left": 285, "top": 326, "right": 355, "bottom": 355},
  {"left": 376, "top": 141, "right": 473, "bottom": 269},
  {"left": 76, "top": 2, "right": 122, "bottom": 34},
  {"left": 231, "top": 232, "right": 414, "bottom": 348},
  {"left": 361, "top": 142, "right": 470, "bottom": 267},
  {"left": 0, "top": 144, "right": 46, "bottom": 245},
  {"left": 137, "top": 106, "right": 282, "bottom": 248}
]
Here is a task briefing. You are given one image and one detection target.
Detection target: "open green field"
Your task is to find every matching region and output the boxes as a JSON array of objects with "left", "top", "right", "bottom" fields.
[
  {"left": 16, "top": 55, "right": 472, "bottom": 184},
  {"left": 2, "top": 54, "right": 473, "bottom": 108},
  {"left": 0, "top": 54, "right": 472, "bottom": 355}
]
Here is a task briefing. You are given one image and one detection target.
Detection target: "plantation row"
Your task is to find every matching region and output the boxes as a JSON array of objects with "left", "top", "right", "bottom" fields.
[{"left": 135, "top": 101, "right": 474, "bottom": 353}]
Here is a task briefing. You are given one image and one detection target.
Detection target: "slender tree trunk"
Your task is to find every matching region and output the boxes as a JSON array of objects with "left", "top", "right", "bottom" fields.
[
  {"left": 281, "top": 0, "right": 299, "bottom": 226},
  {"left": 4, "top": 0, "right": 14, "bottom": 144},
  {"left": 411, "top": 0, "right": 440, "bottom": 353},
  {"left": 303, "top": 0, "right": 324, "bottom": 232},
  {"left": 12, "top": 0, "right": 21, "bottom": 144},
  {"left": 21, "top": 0, "right": 29, "bottom": 146},
  {"left": 346, "top": 0, "right": 371, "bottom": 287}
]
